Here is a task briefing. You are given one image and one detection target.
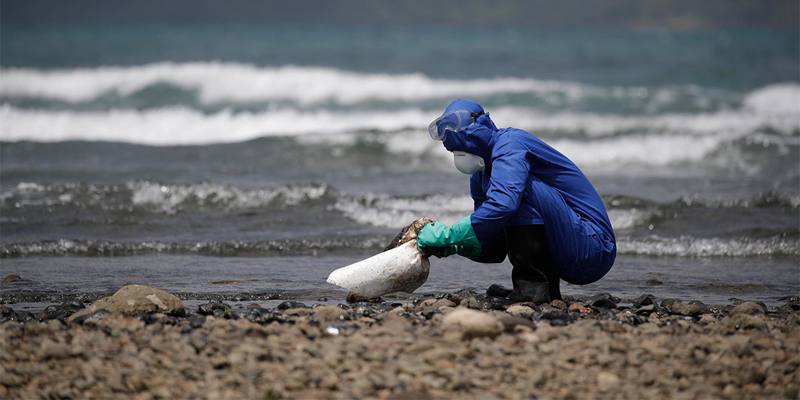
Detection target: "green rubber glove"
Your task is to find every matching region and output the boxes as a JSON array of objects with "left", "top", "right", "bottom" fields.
[{"left": 416, "top": 216, "right": 482, "bottom": 258}]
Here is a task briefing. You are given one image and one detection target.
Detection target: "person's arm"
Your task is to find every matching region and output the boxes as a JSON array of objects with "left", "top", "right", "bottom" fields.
[
  {"left": 470, "top": 135, "right": 531, "bottom": 245},
  {"left": 417, "top": 135, "right": 529, "bottom": 261}
]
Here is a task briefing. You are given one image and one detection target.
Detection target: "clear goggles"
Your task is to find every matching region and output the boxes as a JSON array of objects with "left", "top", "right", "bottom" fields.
[{"left": 427, "top": 110, "right": 483, "bottom": 141}]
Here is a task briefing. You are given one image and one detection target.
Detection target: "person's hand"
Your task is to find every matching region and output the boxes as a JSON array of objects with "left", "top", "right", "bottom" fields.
[
  {"left": 416, "top": 221, "right": 457, "bottom": 258},
  {"left": 416, "top": 216, "right": 482, "bottom": 258}
]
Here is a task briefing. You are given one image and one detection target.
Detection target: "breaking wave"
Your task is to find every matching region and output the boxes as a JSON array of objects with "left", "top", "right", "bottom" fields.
[
  {"left": 617, "top": 235, "right": 800, "bottom": 257},
  {"left": 1, "top": 181, "right": 333, "bottom": 214},
  {"left": 1, "top": 235, "right": 796, "bottom": 258},
  {"left": 0, "top": 62, "right": 736, "bottom": 108},
  {"left": 0, "top": 237, "right": 390, "bottom": 257},
  {"left": 1, "top": 107, "right": 797, "bottom": 168},
  {"left": 2, "top": 181, "right": 797, "bottom": 226}
]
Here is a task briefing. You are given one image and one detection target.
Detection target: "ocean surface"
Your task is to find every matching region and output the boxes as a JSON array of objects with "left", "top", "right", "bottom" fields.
[{"left": 1, "top": 25, "right": 798, "bottom": 307}]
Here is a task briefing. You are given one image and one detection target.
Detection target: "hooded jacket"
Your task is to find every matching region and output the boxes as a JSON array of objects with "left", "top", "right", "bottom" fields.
[{"left": 441, "top": 99, "right": 616, "bottom": 284}]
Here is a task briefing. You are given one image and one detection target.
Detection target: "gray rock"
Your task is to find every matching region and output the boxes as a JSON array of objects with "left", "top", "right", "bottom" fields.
[
  {"left": 722, "top": 313, "right": 768, "bottom": 331},
  {"left": 69, "top": 285, "right": 184, "bottom": 321},
  {"left": 506, "top": 304, "right": 535, "bottom": 318},
  {"left": 458, "top": 296, "right": 481, "bottom": 309},
  {"left": 597, "top": 372, "right": 621, "bottom": 391},
  {"left": 730, "top": 301, "right": 767, "bottom": 316},
  {"left": 442, "top": 307, "right": 503, "bottom": 340},
  {"left": 494, "top": 313, "right": 536, "bottom": 332},
  {"left": 313, "top": 305, "right": 348, "bottom": 321},
  {"left": 550, "top": 299, "right": 567, "bottom": 310},
  {"left": 668, "top": 301, "right": 705, "bottom": 317},
  {"left": 414, "top": 298, "right": 456, "bottom": 313}
]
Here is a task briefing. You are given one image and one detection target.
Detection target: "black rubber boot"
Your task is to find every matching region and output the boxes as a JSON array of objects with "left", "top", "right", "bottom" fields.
[
  {"left": 505, "top": 225, "right": 562, "bottom": 303},
  {"left": 486, "top": 284, "right": 513, "bottom": 298}
]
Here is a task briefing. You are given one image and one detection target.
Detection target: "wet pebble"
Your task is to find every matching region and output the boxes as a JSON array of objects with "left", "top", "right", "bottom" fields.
[
  {"left": 540, "top": 310, "right": 572, "bottom": 326},
  {"left": 189, "top": 315, "right": 206, "bottom": 329},
  {"left": 589, "top": 294, "right": 617, "bottom": 309},
  {"left": 550, "top": 299, "right": 567, "bottom": 309},
  {"left": 0, "top": 305, "right": 15, "bottom": 322},
  {"left": 245, "top": 307, "right": 267, "bottom": 323},
  {"left": 71, "top": 309, "right": 110, "bottom": 325},
  {"left": 632, "top": 294, "right": 656, "bottom": 308},
  {"left": 38, "top": 301, "right": 85, "bottom": 321},
  {"left": 11, "top": 310, "right": 35, "bottom": 322},
  {"left": 197, "top": 300, "right": 232, "bottom": 316},
  {"left": 276, "top": 301, "right": 308, "bottom": 310},
  {"left": 135, "top": 312, "right": 158, "bottom": 325},
  {"left": 485, "top": 284, "right": 512, "bottom": 298},
  {"left": 779, "top": 300, "right": 800, "bottom": 312},
  {"left": 635, "top": 304, "right": 656, "bottom": 315},
  {"left": 567, "top": 303, "right": 591, "bottom": 314}
]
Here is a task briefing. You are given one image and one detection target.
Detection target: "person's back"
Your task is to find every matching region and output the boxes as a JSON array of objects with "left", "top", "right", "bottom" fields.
[{"left": 496, "top": 127, "right": 615, "bottom": 242}]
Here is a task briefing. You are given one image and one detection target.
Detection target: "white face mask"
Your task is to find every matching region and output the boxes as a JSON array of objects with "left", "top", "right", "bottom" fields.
[{"left": 452, "top": 151, "right": 485, "bottom": 175}]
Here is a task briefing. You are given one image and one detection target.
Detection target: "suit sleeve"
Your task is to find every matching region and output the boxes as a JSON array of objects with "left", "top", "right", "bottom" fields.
[{"left": 469, "top": 135, "right": 530, "bottom": 258}]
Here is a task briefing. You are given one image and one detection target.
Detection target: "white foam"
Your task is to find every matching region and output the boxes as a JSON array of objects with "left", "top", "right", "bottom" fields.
[
  {"left": 607, "top": 208, "right": 657, "bottom": 230},
  {"left": 334, "top": 193, "right": 473, "bottom": 228},
  {"left": 0, "top": 105, "right": 434, "bottom": 145},
  {"left": 743, "top": 83, "right": 800, "bottom": 115},
  {"left": 618, "top": 235, "right": 800, "bottom": 257},
  {"left": 0, "top": 62, "right": 590, "bottom": 105},
  {"left": 334, "top": 192, "right": 652, "bottom": 231},
  {"left": 2, "top": 96, "right": 797, "bottom": 166},
  {"left": 490, "top": 107, "right": 800, "bottom": 137},
  {"left": 128, "top": 181, "right": 329, "bottom": 213}
]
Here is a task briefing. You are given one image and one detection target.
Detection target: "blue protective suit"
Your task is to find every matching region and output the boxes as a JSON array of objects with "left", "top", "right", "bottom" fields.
[{"left": 440, "top": 99, "right": 616, "bottom": 285}]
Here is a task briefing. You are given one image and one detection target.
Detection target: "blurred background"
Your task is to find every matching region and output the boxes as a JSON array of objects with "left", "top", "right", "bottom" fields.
[{"left": 1, "top": 0, "right": 798, "bottom": 305}]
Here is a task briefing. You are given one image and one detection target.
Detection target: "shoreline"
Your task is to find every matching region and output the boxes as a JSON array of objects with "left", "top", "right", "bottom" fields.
[{"left": 1, "top": 289, "right": 798, "bottom": 399}]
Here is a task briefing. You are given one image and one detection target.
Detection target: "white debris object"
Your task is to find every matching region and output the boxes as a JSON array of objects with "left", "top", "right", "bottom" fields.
[{"left": 326, "top": 241, "right": 430, "bottom": 299}]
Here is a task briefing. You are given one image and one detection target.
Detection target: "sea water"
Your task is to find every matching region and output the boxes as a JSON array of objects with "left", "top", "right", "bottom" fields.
[{"left": 1, "top": 25, "right": 798, "bottom": 306}]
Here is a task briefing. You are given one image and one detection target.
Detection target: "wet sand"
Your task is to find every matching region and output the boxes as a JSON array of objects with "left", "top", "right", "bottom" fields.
[{"left": 1, "top": 290, "right": 798, "bottom": 399}]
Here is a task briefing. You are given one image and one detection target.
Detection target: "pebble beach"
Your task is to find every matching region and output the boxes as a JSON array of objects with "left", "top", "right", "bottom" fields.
[{"left": 1, "top": 285, "right": 798, "bottom": 399}]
